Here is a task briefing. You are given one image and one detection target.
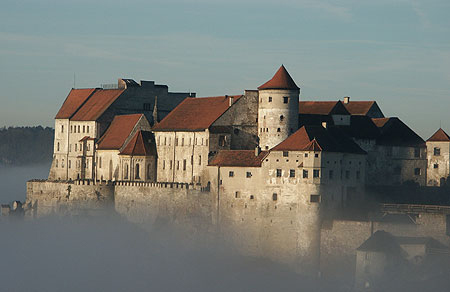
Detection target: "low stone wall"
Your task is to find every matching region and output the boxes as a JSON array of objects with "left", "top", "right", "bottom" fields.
[{"left": 26, "top": 180, "right": 115, "bottom": 218}]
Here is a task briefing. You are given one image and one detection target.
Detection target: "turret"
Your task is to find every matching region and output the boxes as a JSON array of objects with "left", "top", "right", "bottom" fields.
[{"left": 257, "top": 65, "right": 300, "bottom": 150}]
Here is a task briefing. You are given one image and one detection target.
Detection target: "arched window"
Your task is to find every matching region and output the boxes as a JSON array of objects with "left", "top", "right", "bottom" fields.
[
  {"left": 135, "top": 164, "right": 140, "bottom": 179},
  {"left": 124, "top": 164, "right": 129, "bottom": 179}
]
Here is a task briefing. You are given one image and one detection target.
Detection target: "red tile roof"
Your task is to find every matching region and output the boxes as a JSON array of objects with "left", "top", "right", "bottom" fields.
[
  {"left": 152, "top": 95, "right": 242, "bottom": 131},
  {"left": 55, "top": 88, "right": 97, "bottom": 119},
  {"left": 120, "top": 130, "right": 155, "bottom": 156},
  {"left": 427, "top": 128, "right": 450, "bottom": 142},
  {"left": 258, "top": 65, "right": 299, "bottom": 90},
  {"left": 299, "top": 101, "right": 349, "bottom": 115},
  {"left": 343, "top": 101, "right": 378, "bottom": 116},
  {"left": 97, "top": 114, "right": 143, "bottom": 150},
  {"left": 272, "top": 125, "right": 366, "bottom": 154},
  {"left": 372, "top": 117, "right": 425, "bottom": 147},
  {"left": 208, "top": 150, "right": 268, "bottom": 167},
  {"left": 71, "top": 89, "right": 125, "bottom": 121}
]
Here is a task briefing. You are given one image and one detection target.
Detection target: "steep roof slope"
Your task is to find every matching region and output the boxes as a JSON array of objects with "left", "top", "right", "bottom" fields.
[
  {"left": 372, "top": 117, "right": 425, "bottom": 147},
  {"left": 427, "top": 128, "right": 450, "bottom": 142},
  {"left": 55, "top": 88, "right": 97, "bottom": 119},
  {"left": 209, "top": 150, "right": 268, "bottom": 167},
  {"left": 71, "top": 89, "right": 125, "bottom": 121},
  {"left": 152, "top": 95, "right": 242, "bottom": 131},
  {"left": 120, "top": 130, "right": 155, "bottom": 156},
  {"left": 357, "top": 231, "right": 405, "bottom": 256},
  {"left": 299, "top": 101, "right": 349, "bottom": 115},
  {"left": 97, "top": 114, "right": 143, "bottom": 150},
  {"left": 258, "top": 65, "right": 299, "bottom": 90},
  {"left": 272, "top": 125, "right": 366, "bottom": 154}
]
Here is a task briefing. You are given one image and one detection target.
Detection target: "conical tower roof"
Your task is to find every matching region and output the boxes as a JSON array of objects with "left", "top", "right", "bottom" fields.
[
  {"left": 258, "top": 65, "right": 299, "bottom": 90},
  {"left": 427, "top": 128, "right": 450, "bottom": 142}
]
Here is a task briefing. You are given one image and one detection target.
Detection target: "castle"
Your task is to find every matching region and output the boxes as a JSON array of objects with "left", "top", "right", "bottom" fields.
[{"left": 23, "top": 66, "right": 450, "bottom": 285}]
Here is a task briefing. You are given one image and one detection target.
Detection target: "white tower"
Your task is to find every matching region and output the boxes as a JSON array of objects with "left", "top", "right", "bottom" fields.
[{"left": 257, "top": 65, "right": 300, "bottom": 150}]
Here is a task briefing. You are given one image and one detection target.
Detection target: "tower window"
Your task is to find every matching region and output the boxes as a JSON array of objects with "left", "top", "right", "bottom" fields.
[
  {"left": 273, "top": 193, "right": 278, "bottom": 201},
  {"left": 415, "top": 168, "right": 421, "bottom": 175},
  {"left": 229, "top": 171, "right": 234, "bottom": 177},
  {"left": 313, "top": 169, "right": 320, "bottom": 178},
  {"left": 235, "top": 191, "right": 240, "bottom": 198},
  {"left": 283, "top": 96, "right": 289, "bottom": 103},
  {"left": 61, "top": 125, "right": 64, "bottom": 133},
  {"left": 280, "top": 115, "right": 284, "bottom": 121},
  {"left": 289, "top": 169, "right": 295, "bottom": 177},
  {"left": 276, "top": 169, "right": 282, "bottom": 177},
  {"left": 268, "top": 96, "right": 272, "bottom": 102},
  {"left": 277, "top": 128, "right": 281, "bottom": 132},
  {"left": 434, "top": 163, "right": 439, "bottom": 169},
  {"left": 434, "top": 147, "right": 441, "bottom": 156},
  {"left": 303, "top": 170, "right": 308, "bottom": 178},
  {"left": 246, "top": 172, "right": 252, "bottom": 178},
  {"left": 250, "top": 195, "right": 254, "bottom": 200},
  {"left": 283, "top": 151, "right": 288, "bottom": 157}
]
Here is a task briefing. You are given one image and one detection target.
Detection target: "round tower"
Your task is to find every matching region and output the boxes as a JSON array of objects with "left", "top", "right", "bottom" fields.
[{"left": 257, "top": 65, "right": 300, "bottom": 150}]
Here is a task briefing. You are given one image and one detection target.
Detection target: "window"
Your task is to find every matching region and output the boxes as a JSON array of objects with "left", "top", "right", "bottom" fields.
[
  {"left": 329, "top": 170, "right": 333, "bottom": 179},
  {"left": 191, "top": 155, "right": 193, "bottom": 165},
  {"left": 56, "top": 159, "right": 59, "bottom": 168},
  {"left": 87, "top": 126, "right": 89, "bottom": 133},
  {"left": 83, "top": 126, "right": 85, "bottom": 133},
  {"left": 163, "top": 160, "right": 165, "bottom": 170},
  {"left": 276, "top": 169, "right": 282, "bottom": 177},
  {"left": 414, "top": 148, "right": 420, "bottom": 158},
  {"left": 414, "top": 168, "right": 421, "bottom": 175},
  {"left": 345, "top": 170, "right": 350, "bottom": 179},
  {"left": 283, "top": 96, "right": 289, "bottom": 104},
  {"left": 169, "top": 160, "right": 172, "bottom": 170},
  {"left": 61, "top": 125, "right": 64, "bottom": 133},
  {"left": 183, "top": 159, "right": 186, "bottom": 171},
  {"left": 68, "top": 160, "right": 71, "bottom": 169},
  {"left": 206, "top": 139, "right": 208, "bottom": 146},
  {"left": 175, "top": 138, "right": 178, "bottom": 146},
  {"left": 70, "top": 126, "right": 73, "bottom": 133},
  {"left": 75, "top": 144, "right": 78, "bottom": 151},
  {"left": 268, "top": 96, "right": 272, "bottom": 102},
  {"left": 356, "top": 171, "right": 361, "bottom": 180},
  {"left": 310, "top": 194, "right": 320, "bottom": 203},
  {"left": 315, "top": 153, "right": 319, "bottom": 158},
  {"left": 250, "top": 195, "right": 254, "bottom": 200},
  {"left": 57, "top": 142, "right": 60, "bottom": 152},
  {"left": 177, "top": 161, "right": 180, "bottom": 170},
  {"left": 99, "top": 157, "right": 102, "bottom": 168},
  {"left": 303, "top": 170, "right": 308, "bottom": 178},
  {"left": 147, "top": 164, "right": 152, "bottom": 179},
  {"left": 305, "top": 153, "right": 308, "bottom": 157},
  {"left": 219, "top": 135, "right": 226, "bottom": 147},
  {"left": 164, "top": 137, "right": 167, "bottom": 145},
  {"left": 229, "top": 171, "right": 234, "bottom": 177},
  {"left": 283, "top": 151, "right": 288, "bottom": 157},
  {"left": 280, "top": 115, "right": 284, "bottom": 121},
  {"left": 313, "top": 169, "right": 320, "bottom": 178},
  {"left": 61, "top": 159, "right": 64, "bottom": 168},
  {"left": 434, "top": 147, "right": 441, "bottom": 156},
  {"left": 135, "top": 164, "right": 140, "bottom": 179},
  {"left": 181, "top": 138, "right": 184, "bottom": 146},
  {"left": 289, "top": 169, "right": 295, "bottom": 177},
  {"left": 235, "top": 191, "right": 240, "bottom": 198},
  {"left": 246, "top": 172, "right": 252, "bottom": 178},
  {"left": 124, "top": 164, "right": 129, "bottom": 179},
  {"left": 199, "top": 155, "right": 202, "bottom": 165},
  {"left": 434, "top": 163, "right": 439, "bottom": 169},
  {"left": 273, "top": 193, "right": 278, "bottom": 201},
  {"left": 277, "top": 128, "right": 281, "bottom": 132},
  {"left": 78, "top": 125, "right": 80, "bottom": 133}
]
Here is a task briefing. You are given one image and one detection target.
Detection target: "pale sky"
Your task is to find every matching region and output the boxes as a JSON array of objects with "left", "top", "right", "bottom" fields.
[{"left": 1, "top": 0, "right": 449, "bottom": 139}]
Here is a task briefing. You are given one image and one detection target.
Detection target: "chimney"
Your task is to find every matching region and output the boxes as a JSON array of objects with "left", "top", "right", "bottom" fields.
[
  {"left": 322, "top": 122, "right": 327, "bottom": 128},
  {"left": 255, "top": 145, "right": 261, "bottom": 156},
  {"left": 343, "top": 96, "right": 350, "bottom": 104},
  {"left": 228, "top": 95, "right": 234, "bottom": 107}
]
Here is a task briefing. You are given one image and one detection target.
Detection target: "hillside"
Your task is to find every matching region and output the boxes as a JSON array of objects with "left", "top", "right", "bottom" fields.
[{"left": 0, "top": 126, "right": 54, "bottom": 166}]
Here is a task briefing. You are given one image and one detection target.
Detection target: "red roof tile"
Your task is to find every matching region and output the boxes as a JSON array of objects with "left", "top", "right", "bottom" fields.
[
  {"left": 258, "top": 65, "right": 299, "bottom": 90},
  {"left": 97, "top": 114, "right": 143, "bottom": 150},
  {"left": 152, "top": 95, "right": 242, "bottom": 131},
  {"left": 71, "top": 89, "right": 125, "bottom": 121},
  {"left": 120, "top": 130, "right": 155, "bottom": 156},
  {"left": 272, "top": 125, "right": 366, "bottom": 154},
  {"left": 208, "top": 150, "right": 268, "bottom": 167},
  {"left": 55, "top": 88, "right": 97, "bottom": 119},
  {"left": 299, "top": 101, "right": 349, "bottom": 115},
  {"left": 427, "top": 128, "right": 450, "bottom": 142},
  {"left": 343, "top": 101, "right": 377, "bottom": 116}
]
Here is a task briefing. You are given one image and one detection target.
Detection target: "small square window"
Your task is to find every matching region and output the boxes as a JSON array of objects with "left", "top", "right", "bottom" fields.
[
  {"left": 434, "top": 147, "right": 441, "bottom": 156},
  {"left": 315, "top": 153, "right": 319, "bottom": 158},
  {"left": 268, "top": 96, "right": 272, "bottom": 102},
  {"left": 283, "top": 151, "right": 289, "bottom": 157},
  {"left": 246, "top": 172, "right": 252, "bottom": 178},
  {"left": 313, "top": 169, "right": 320, "bottom": 178},
  {"left": 305, "top": 153, "right": 308, "bottom": 157},
  {"left": 250, "top": 195, "right": 255, "bottom": 200},
  {"left": 434, "top": 163, "right": 439, "bottom": 169},
  {"left": 272, "top": 193, "right": 278, "bottom": 201},
  {"left": 310, "top": 195, "right": 320, "bottom": 203},
  {"left": 414, "top": 168, "right": 421, "bottom": 175},
  {"left": 276, "top": 169, "right": 282, "bottom": 177},
  {"left": 283, "top": 96, "right": 289, "bottom": 104},
  {"left": 235, "top": 191, "right": 240, "bottom": 198},
  {"left": 229, "top": 171, "right": 234, "bottom": 177}
]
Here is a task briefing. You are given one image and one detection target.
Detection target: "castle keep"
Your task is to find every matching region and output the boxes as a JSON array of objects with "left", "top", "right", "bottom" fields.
[{"left": 24, "top": 67, "right": 450, "bottom": 281}]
